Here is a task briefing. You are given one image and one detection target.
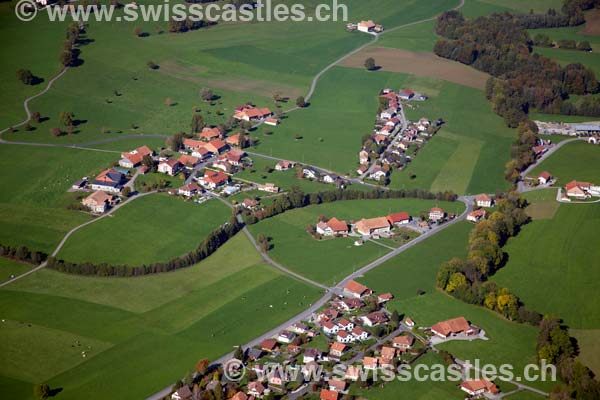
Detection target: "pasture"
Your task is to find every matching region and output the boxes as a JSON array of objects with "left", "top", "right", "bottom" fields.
[
  {"left": 57, "top": 194, "right": 231, "bottom": 266},
  {"left": 0, "top": 234, "right": 322, "bottom": 399},
  {"left": 247, "top": 198, "right": 464, "bottom": 284},
  {"left": 529, "top": 141, "right": 600, "bottom": 185},
  {"left": 0, "top": 258, "right": 34, "bottom": 284}
]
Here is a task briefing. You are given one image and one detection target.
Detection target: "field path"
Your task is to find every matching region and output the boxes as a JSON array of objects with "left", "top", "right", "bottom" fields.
[{"left": 0, "top": 190, "right": 157, "bottom": 289}]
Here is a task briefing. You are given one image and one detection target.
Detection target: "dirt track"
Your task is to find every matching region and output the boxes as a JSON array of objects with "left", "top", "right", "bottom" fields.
[{"left": 340, "top": 47, "right": 489, "bottom": 89}]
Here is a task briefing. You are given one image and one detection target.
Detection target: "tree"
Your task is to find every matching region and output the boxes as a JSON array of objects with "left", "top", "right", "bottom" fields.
[
  {"left": 33, "top": 384, "right": 50, "bottom": 399},
  {"left": 121, "top": 186, "right": 132, "bottom": 197},
  {"left": 445, "top": 272, "right": 467, "bottom": 292},
  {"left": 195, "top": 358, "right": 210, "bottom": 375},
  {"left": 364, "top": 57, "right": 376, "bottom": 71},
  {"left": 191, "top": 113, "right": 205, "bottom": 133},
  {"left": 16, "top": 69, "right": 34, "bottom": 85},
  {"left": 59, "top": 111, "right": 74, "bottom": 127},
  {"left": 577, "top": 40, "right": 592, "bottom": 51},
  {"left": 147, "top": 61, "right": 159, "bottom": 70},
  {"left": 296, "top": 96, "right": 306, "bottom": 108},
  {"left": 166, "top": 133, "right": 184, "bottom": 151},
  {"left": 60, "top": 50, "right": 74, "bottom": 67},
  {"left": 31, "top": 111, "right": 41, "bottom": 123},
  {"left": 165, "top": 97, "right": 173, "bottom": 106},
  {"left": 200, "top": 87, "right": 214, "bottom": 102},
  {"left": 233, "top": 345, "right": 245, "bottom": 361},
  {"left": 134, "top": 26, "right": 143, "bottom": 37},
  {"left": 50, "top": 127, "right": 62, "bottom": 137}
]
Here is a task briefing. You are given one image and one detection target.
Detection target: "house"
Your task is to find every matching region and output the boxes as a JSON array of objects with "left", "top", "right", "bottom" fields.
[
  {"left": 178, "top": 182, "right": 201, "bottom": 197},
  {"left": 565, "top": 180, "right": 593, "bottom": 198},
  {"left": 316, "top": 217, "right": 349, "bottom": 236},
  {"left": 72, "top": 178, "right": 87, "bottom": 190},
  {"left": 322, "top": 321, "right": 340, "bottom": 335},
  {"left": 345, "top": 366, "right": 361, "bottom": 381},
  {"left": 242, "top": 198, "right": 260, "bottom": 210},
  {"left": 178, "top": 154, "right": 201, "bottom": 169},
  {"left": 343, "top": 280, "right": 372, "bottom": 299},
  {"left": 199, "top": 127, "right": 222, "bottom": 141},
  {"left": 337, "top": 318, "right": 354, "bottom": 331},
  {"left": 221, "top": 149, "right": 246, "bottom": 166},
  {"left": 538, "top": 171, "right": 552, "bottom": 185},
  {"left": 234, "top": 107, "right": 272, "bottom": 121},
  {"left": 277, "top": 330, "right": 296, "bottom": 344},
  {"left": 588, "top": 135, "right": 600, "bottom": 144},
  {"left": 212, "top": 159, "right": 234, "bottom": 173},
  {"left": 119, "top": 145, "right": 154, "bottom": 168},
  {"left": 337, "top": 298, "right": 364, "bottom": 311},
  {"left": 363, "top": 356, "right": 378, "bottom": 370},
  {"left": 205, "top": 139, "right": 228, "bottom": 154},
  {"left": 416, "top": 117, "right": 430, "bottom": 132},
  {"left": 404, "top": 317, "right": 415, "bottom": 327},
  {"left": 303, "top": 348, "right": 321, "bottom": 363},
  {"left": 386, "top": 212, "right": 410, "bottom": 225},
  {"left": 247, "top": 348, "right": 263, "bottom": 361},
  {"left": 369, "top": 166, "right": 388, "bottom": 181},
  {"left": 198, "top": 170, "right": 230, "bottom": 189},
  {"left": 467, "top": 209, "right": 487, "bottom": 223},
  {"left": 183, "top": 138, "right": 206, "bottom": 152},
  {"left": 359, "top": 150, "right": 369, "bottom": 164},
  {"left": 377, "top": 293, "right": 394, "bottom": 303},
  {"left": 257, "top": 183, "right": 280, "bottom": 193},
  {"left": 460, "top": 379, "right": 500, "bottom": 396},
  {"left": 355, "top": 217, "right": 391, "bottom": 236},
  {"left": 380, "top": 108, "right": 396, "bottom": 120},
  {"left": 303, "top": 167, "right": 318, "bottom": 179},
  {"left": 260, "top": 338, "right": 278, "bottom": 352},
  {"left": 264, "top": 117, "right": 280, "bottom": 126},
  {"left": 91, "top": 168, "right": 127, "bottom": 193},
  {"left": 398, "top": 89, "right": 414, "bottom": 100},
  {"left": 322, "top": 173, "right": 342, "bottom": 185},
  {"left": 475, "top": 194, "right": 493, "bottom": 208},
  {"left": 392, "top": 335, "right": 414, "bottom": 350},
  {"left": 275, "top": 160, "right": 296, "bottom": 171},
  {"left": 191, "top": 146, "right": 211, "bottom": 160},
  {"left": 328, "top": 378, "right": 347, "bottom": 393},
  {"left": 330, "top": 342, "right": 347, "bottom": 358},
  {"left": 533, "top": 145, "right": 548, "bottom": 157},
  {"left": 351, "top": 326, "right": 370, "bottom": 341},
  {"left": 225, "top": 133, "right": 244, "bottom": 147},
  {"left": 247, "top": 381, "right": 267, "bottom": 398},
  {"left": 357, "top": 20, "right": 375, "bottom": 33},
  {"left": 320, "top": 389, "right": 339, "bottom": 400},
  {"left": 373, "top": 134, "right": 387, "bottom": 145},
  {"left": 82, "top": 191, "right": 114, "bottom": 213},
  {"left": 429, "top": 207, "right": 445, "bottom": 222},
  {"left": 316, "top": 308, "right": 340, "bottom": 322},
  {"left": 268, "top": 369, "right": 285, "bottom": 387},
  {"left": 171, "top": 385, "right": 193, "bottom": 400},
  {"left": 336, "top": 330, "right": 355, "bottom": 344},
  {"left": 380, "top": 346, "right": 396, "bottom": 360},
  {"left": 431, "top": 317, "right": 475, "bottom": 338},
  {"left": 157, "top": 159, "right": 182, "bottom": 176},
  {"left": 361, "top": 312, "right": 389, "bottom": 327}
]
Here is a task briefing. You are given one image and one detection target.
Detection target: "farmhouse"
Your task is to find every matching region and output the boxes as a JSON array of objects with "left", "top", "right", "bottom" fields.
[
  {"left": 205, "top": 139, "right": 229, "bottom": 154},
  {"left": 264, "top": 117, "right": 280, "bottom": 126},
  {"left": 316, "top": 217, "right": 349, "bottom": 236},
  {"left": 377, "top": 293, "right": 394, "bottom": 303},
  {"left": 183, "top": 138, "right": 205, "bottom": 151},
  {"left": 386, "top": 212, "right": 410, "bottom": 225},
  {"left": 82, "top": 191, "right": 115, "bottom": 213},
  {"left": 357, "top": 20, "right": 375, "bottom": 33},
  {"left": 565, "top": 180, "right": 594, "bottom": 198},
  {"left": 392, "top": 335, "right": 414, "bottom": 350},
  {"left": 398, "top": 89, "right": 414, "bottom": 100},
  {"left": 538, "top": 171, "right": 552, "bottom": 185},
  {"left": 343, "top": 280, "right": 372, "bottom": 299},
  {"left": 428, "top": 207, "right": 445, "bottom": 222},
  {"left": 460, "top": 379, "right": 500, "bottom": 396},
  {"left": 119, "top": 145, "right": 154, "bottom": 168},
  {"left": 430, "top": 317, "right": 476, "bottom": 338},
  {"left": 257, "top": 183, "right": 280, "bottom": 193},
  {"left": 91, "top": 168, "right": 127, "bottom": 193},
  {"left": 355, "top": 217, "right": 391, "bottom": 236},
  {"left": 234, "top": 106, "right": 272, "bottom": 121},
  {"left": 198, "top": 170, "right": 230, "bottom": 189},
  {"left": 199, "top": 127, "right": 222, "bottom": 140},
  {"left": 467, "top": 209, "right": 487, "bottom": 223},
  {"left": 178, "top": 182, "right": 201, "bottom": 197},
  {"left": 475, "top": 193, "right": 493, "bottom": 208},
  {"left": 157, "top": 159, "right": 183, "bottom": 176},
  {"left": 275, "top": 160, "right": 296, "bottom": 171}
]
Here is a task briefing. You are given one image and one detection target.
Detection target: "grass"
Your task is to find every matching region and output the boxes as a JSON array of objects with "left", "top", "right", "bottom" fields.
[
  {"left": 0, "top": 233, "right": 322, "bottom": 399},
  {"left": 570, "top": 329, "right": 600, "bottom": 375},
  {"left": 0, "top": 145, "right": 117, "bottom": 253},
  {"left": 493, "top": 202, "right": 600, "bottom": 330},
  {"left": 523, "top": 189, "right": 560, "bottom": 220},
  {"left": 248, "top": 198, "right": 464, "bottom": 284},
  {"left": 57, "top": 194, "right": 231, "bottom": 266},
  {"left": 529, "top": 141, "right": 600, "bottom": 185},
  {"left": 0, "top": 258, "right": 35, "bottom": 284},
  {"left": 135, "top": 171, "right": 184, "bottom": 191}
]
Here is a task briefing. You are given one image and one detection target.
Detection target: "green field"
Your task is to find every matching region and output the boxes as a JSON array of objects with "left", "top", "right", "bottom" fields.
[
  {"left": 248, "top": 198, "right": 464, "bottom": 284},
  {"left": 0, "top": 258, "right": 34, "bottom": 283},
  {"left": 57, "top": 194, "right": 231, "bottom": 266},
  {"left": 0, "top": 145, "right": 117, "bottom": 253},
  {"left": 523, "top": 189, "right": 561, "bottom": 220},
  {"left": 529, "top": 141, "right": 600, "bottom": 185},
  {"left": 0, "top": 234, "right": 322, "bottom": 399},
  {"left": 570, "top": 329, "right": 600, "bottom": 376}
]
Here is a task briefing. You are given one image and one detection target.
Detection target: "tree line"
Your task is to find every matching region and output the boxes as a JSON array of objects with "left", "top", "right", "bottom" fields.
[
  {"left": 46, "top": 216, "right": 242, "bottom": 277},
  {"left": 240, "top": 186, "right": 458, "bottom": 225},
  {"left": 0, "top": 244, "right": 47, "bottom": 266}
]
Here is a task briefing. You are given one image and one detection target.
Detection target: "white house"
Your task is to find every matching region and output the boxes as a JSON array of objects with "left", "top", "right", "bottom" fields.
[
  {"left": 157, "top": 159, "right": 182, "bottom": 176},
  {"left": 337, "top": 318, "right": 354, "bottom": 332},
  {"left": 359, "top": 150, "right": 369, "bottom": 164},
  {"left": 336, "top": 330, "right": 355, "bottom": 344},
  {"left": 277, "top": 330, "right": 296, "bottom": 344},
  {"left": 351, "top": 327, "right": 370, "bottom": 341},
  {"left": 303, "top": 168, "right": 318, "bottom": 179},
  {"left": 429, "top": 207, "right": 445, "bottom": 222},
  {"left": 322, "top": 321, "right": 339, "bottom": 335},
  {"left": 475, "top": 194, "right": 493, "bottom": 208}
]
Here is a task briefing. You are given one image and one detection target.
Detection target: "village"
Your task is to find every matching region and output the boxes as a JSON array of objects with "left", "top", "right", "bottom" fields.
[
  {"left": 356, "top": 88, "right": 439, "bottom": 185},
  {"left": 169, "top": 279, "right": 496, "bottom": 400}
]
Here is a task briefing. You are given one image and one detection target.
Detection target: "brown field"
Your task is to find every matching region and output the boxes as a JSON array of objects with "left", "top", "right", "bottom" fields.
[
  {"left": 525, "top": 201, "right": 560, "bottom": 220},
  {"left": 340, "top": 47, "right": 489, "bottom": 89},
  {"left": 159, "top": 60, "right": 304, "bottom": 99},
  {"left": 581, "top": 9, "right": 600, "bottom": 36}
]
